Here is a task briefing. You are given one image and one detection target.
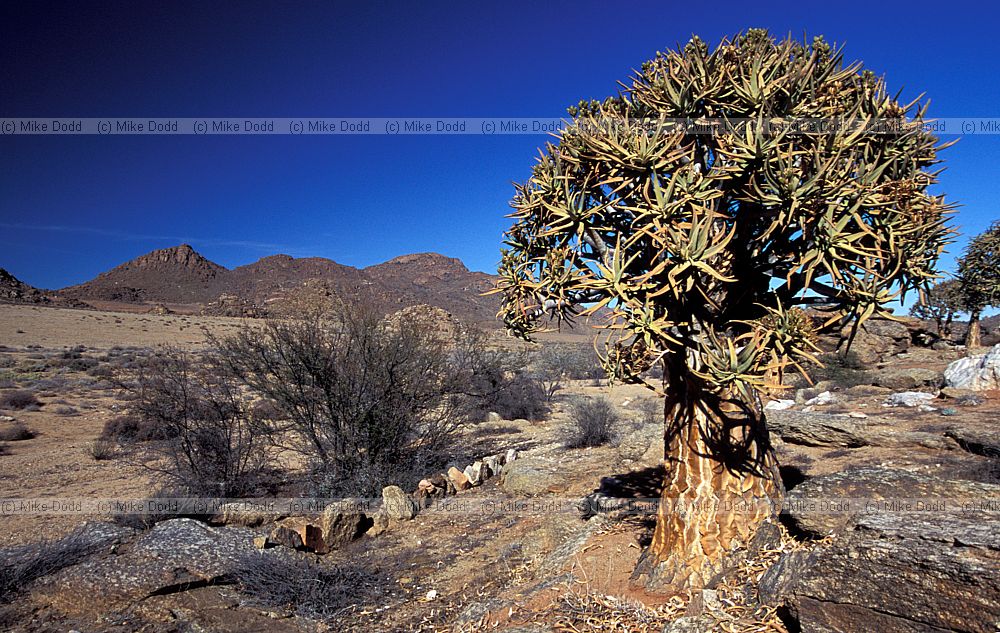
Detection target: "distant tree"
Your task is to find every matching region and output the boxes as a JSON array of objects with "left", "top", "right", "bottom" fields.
[
  {"left": 957, "top": 221, "right": 1000, "bottom": 347},
  {"left": 494, "top": 30, "right": 952, "bottom": 591},
  {"left": 910, "top": 278, "right": 962, "bottom": 339}
]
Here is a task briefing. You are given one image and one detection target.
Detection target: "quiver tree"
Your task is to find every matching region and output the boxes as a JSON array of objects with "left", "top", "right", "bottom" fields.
[
  {"left": 494, "top": 30, "right": 952, "bottom": 591},
  {"left": 909, "top": 278, "right": 962, "bottom": 339},
  {"left": 957, "top": 220, "right": 1000, "bottom": 348}
]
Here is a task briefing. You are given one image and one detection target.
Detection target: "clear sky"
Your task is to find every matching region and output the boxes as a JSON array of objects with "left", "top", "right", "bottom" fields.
[{"left": 1, "top": 0, "right": 997, "bottom": 292}]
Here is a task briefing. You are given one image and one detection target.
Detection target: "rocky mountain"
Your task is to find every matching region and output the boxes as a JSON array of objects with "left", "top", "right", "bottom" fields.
[
  {"left": 0, "top": 268, "right": 47, "bottom": 304},
  {"left": 47, "top": 244, "right": 501, "bottom": 324}
]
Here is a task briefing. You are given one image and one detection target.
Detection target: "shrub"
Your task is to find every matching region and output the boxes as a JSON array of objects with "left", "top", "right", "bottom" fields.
[
  {"left": 119, "top": 349, "right": 270, "bottom": 497},
  {"left": 0, "top": 527, "right": 105, "bottom": 601},
  {"left": 0, "top": 390, "right": 39, "bottom": 410},
  {"left": 213, "top": 305, "right": 470, "bottom": 497},
  {"left": 0, "top": 356, "right": 13, "bottom": 369},
  {"left": 0, "top": 423, "right": 34, "bottom": 442},
  {"left": 452, "top": 327, "right": 550, "bottom": 422},
  {"left": 89, "top": 438, "right": 116, "bottom": 460},
  {"left": 810, "top": 352, "right": 873, "bottom": 389},
  {"left": 564, "top": 397, "right": 620, "bottom": 448},
  {"left": 234, "top": 552, "right": 390, "bottom": 620},
  {"left": 53, "top": 405, "right": 78, "bottom": 416}
]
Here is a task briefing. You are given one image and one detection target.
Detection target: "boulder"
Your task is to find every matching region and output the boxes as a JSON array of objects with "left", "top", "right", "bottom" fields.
[
  {"left": 210, "top": 502, "right": 285, "bottom": 527},
  {"left": 836, "top": 317, "right": 912, "bottom": 364},
  {"left": 945, "top": 428, "right": 1000, "bottom": 459},
  {"left": 483, "top": 454, "right": 505, "bottom": 475},
  {"left": 464, "top": 461, "right": 485, "bottom": 486},
  {"left": 271, "top": 516, "right": 327, "bottom": 552},
  {"left": 944, "top": 344, "right": 1000, "bottom": 391},
  {"left": 784, "top": 466, "right": 999, "bottom": 537},
  {"left": 505, "top": 448, "right": 519, "bottom": 463},
  {"left": 382, "top": 485, "right": 418, "bottom": 521},
  {"left": 764, "top": 509, "right": 1000, "bottom": 632},
  {"left": 883, "top": 391, "right": 936, "bottom": 407},
  {"left": 804, "top": 390, "right": 839, "bottom": 406},
  {"left": 499, "top": 457, "right": 559, "bottom": 496},
  {"left": 366, "top": 509, "right": 389, "bottom": 537},
  {"left": 448, "top": 465, "right": 471, "bottom": 491},
  {"left": 766, "top": 410, "right": 870, "bottom": 448},
  {"left": 764, "top": 399, "right": 795, "bottom": 411},
  {"left": 874, "top": 367, "right": 943, "bottom": 390},
  {"left": 37, "top": 519, "right": 265, "bottom": 616},
  {"left": 320, "top": 501, "right": 370, "bottom": 549}
]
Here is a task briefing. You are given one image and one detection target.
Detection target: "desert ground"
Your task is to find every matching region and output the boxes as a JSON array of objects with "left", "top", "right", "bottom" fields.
[{"left": 1, "top": 304, "right": 998, "bottom": 632}]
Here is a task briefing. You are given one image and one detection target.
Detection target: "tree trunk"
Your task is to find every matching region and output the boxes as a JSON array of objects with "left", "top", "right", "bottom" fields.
[
  {"left": 966, "top": 311, "right": 982, "bottom": 348},
  {"left": 633, "top": 379, "right": 783, "bottom": 592}
]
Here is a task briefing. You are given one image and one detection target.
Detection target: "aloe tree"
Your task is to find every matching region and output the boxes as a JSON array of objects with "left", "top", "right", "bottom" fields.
[
  {"left": 910, "top": 278, "right": 961, "bottom": 339},
  {"left": 494, "top": 30, "right": 952, "bottom": 591},
  {"left": 957, "top": 221, "right": 1000, "bottom": 348}
]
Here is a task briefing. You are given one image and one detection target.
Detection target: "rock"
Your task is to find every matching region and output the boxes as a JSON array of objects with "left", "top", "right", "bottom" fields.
[
  {"left": 932, "top": 339, "right": 954, "bottom": 351},
  {"left": 939, "top": 386, "right": 974, "bottom": 399},
  {"left": 804, "top": 390, "right": 838, "bottom": 406},
  {"left": 764, "top": 399, "right": 795, "bottom": 411},
  {"left": 845, "top": 384, "right": 891, "bottom": 397},
  {"left": 616, "top": 424, "right": 659, "bottom": 461},
  {"left": 271, "top": 516, "right": 326, "bottom": 552},
  {"left": 505, "top": 448, "right": 519, "bottom": 463},
  {"left": 784, "top": 466, "right": 999, "bottom": 537},
  {"left": 430, "top": 472, "right": 456, "bottom": 496},
  {"left": 320, "top": 501, "right": 370, "bottom": 549},
  {"left": 366, "top": 509, "right": 389, "bottom": 537},
  {"left": 464, "top": 461, "right": 485, "bottom": 486},
  {"left": 766, "top": 410, "right": 870, "bottom": 447},
  {"left": 767, "top": 509, "right": 1000, "bottom": 632},
  {"left": 944, "top": 344, "right": 1000, "bottom": 391},
  {"left": 837, "top": 317, "right": 912, "bottom": 364},
  {"left": 382, "top": 485, "right": 418, "bottom": 521},
  {"left": 210, "top": 502, "right": 285, "bottom": 527},
  {"left": 252, "top": 535, "right": 268, "bottom": 550},
  {"left": 940, "top": 407, "right": 959, "bottom": 416},
  {"left": 873, "top": 367, "right": 943, "bottom": 390},
  {"left": 499, "top": 457, "right": 560, "bottom": 496},
  {"left": 956, "top": 393, "right": 987, "bottom": 406},
  {"left": 448, "top": 466, "right": 471, "bottom": 491},
  {"left": 945, "top": 428, "right": 1000, "bottom": 458},
  {"left": 37, "top": 519, "right": 266, "bottom": 616},
  {"left": 483, "top": 454, "right": 504, "bottom": 475},
  {"left": 0, "top": 415, "right": 15, "bottom": 422},
  {"left": 486, "top": 411, "right": 503, "bottom": 423},
  {"left": 883, "top": 391, "right": 936, "bottom": 407}
]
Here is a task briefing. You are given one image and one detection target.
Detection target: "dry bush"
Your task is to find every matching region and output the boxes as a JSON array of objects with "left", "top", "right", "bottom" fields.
[
  {"left": 0, "top": 528, "right": 104, "bottom": 602},
  {"left": 234, "top": 552, "right": 393, "bottom": 620},
  {"left": 564, "top": 397, "right": 621, "bottom": 448},
  {"left": 0, "top": 423, "right": 33, "bottom": 442},
  {"left": 89, "top": 438, "right": 116, "bottom": 460},
  {"left": 213, "top": 305, "right": 475, "bottom": 496},
  {"left": 0, "top": 390, "right": 39, "bottom": 410},
  {"left": 452, "top": 327, "right": 550, "bottom": 421},
  {"left": 119, "top": 349, "right": 271, "bottom": 497}
]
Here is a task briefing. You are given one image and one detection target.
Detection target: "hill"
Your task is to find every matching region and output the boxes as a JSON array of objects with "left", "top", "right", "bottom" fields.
[{"left": 45, "top": 245, "right": 501, "bottom": 324}]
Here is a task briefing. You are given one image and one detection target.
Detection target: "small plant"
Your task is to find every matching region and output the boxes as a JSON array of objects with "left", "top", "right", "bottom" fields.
[
  {"left": 0, "top": 423, "right": 34, "bottom": 442},
  {"left": 53, "top": 405, "right": 78, "bottom": 416},
  {"left": 811, "top": 352, "right": 873, "bottom": 389},
  {"left": 89, "top": 438, "right": 116, "bottom": 460},
  {"left": 564, "top": 396, "right": 620, "bottom": 448},
  {"left": 0, "top": 390, "right": 39, "bottom": 410}
]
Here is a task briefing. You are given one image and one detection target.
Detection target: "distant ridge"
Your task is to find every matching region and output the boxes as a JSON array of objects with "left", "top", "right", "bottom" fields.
[{"left": 43, "top": 244, "right": 500, "bottom": 324}]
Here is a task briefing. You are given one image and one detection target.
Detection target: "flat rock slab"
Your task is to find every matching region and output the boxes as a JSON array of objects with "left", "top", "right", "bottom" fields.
[
  {"left": 764, "top": 509, "right": 1000, "bottom": 632},
  {"left": 36, "top": 518, "right": 263, "bottom": 617},
  {"left": 766, "top": 410, "right": 871, "bottom": 447},
  {"left": 785, "top": 466, "right": 1000, "bottom": 537}
]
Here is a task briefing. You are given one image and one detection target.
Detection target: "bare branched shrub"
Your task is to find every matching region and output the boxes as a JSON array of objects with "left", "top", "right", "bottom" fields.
[
  {"left": 119, "top": 349, "right": 270, "bottom": 497},
  {"left": 0, "top": 390, "right": 39, "bottom": 410},
  {"left": 452, "top": 326, "right": 549, "bottom": 421},
  {"left": 213, "top": 303, "right": 467, "bottom": 496},
  {"left": 0, "top": 527, "right": 104, "bottom": 602},
  {"left": 234, "top": 552, "right": 392, "bottom": 620},
  {"left": 564, "top": 396, "right": 620, "bottom": 448}
]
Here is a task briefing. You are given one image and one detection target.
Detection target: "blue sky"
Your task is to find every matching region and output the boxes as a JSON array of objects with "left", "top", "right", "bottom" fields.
[{"left": 1, "top": 0, "right": 997, "bottom": 292}]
